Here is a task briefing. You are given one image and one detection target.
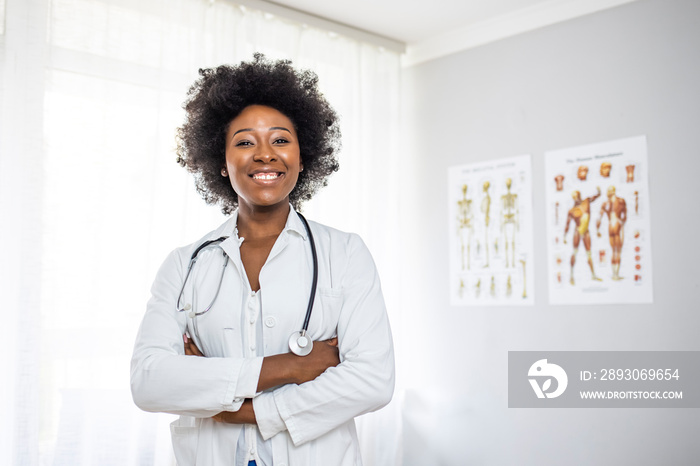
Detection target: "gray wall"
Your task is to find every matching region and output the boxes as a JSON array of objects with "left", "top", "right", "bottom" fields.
[{"left": 398, "top": 0, "right": 700, "bottom": 464}]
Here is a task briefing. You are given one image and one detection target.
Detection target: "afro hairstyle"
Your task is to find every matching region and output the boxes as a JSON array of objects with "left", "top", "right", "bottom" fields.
[{"left": 176, "top": 53, "right": 341, "bottom": 214}]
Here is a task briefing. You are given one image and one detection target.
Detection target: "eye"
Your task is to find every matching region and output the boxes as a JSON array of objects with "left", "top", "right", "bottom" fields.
[
  {"left": 235, "top": 140, "right": 253, "bottom": 147},
  {"left": 273, "top": 137, "right": 289, "bottom": 144}
]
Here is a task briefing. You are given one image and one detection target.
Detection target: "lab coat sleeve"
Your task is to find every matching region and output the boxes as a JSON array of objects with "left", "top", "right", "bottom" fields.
[
  {"left": 130, "top": 248, "right": 263, "bottom": 417},
  {"left": 253, "top": 234, "right": 395, "bottom": 445}
]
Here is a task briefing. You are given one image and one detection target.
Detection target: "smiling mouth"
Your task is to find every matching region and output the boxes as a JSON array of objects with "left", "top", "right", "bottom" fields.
[{"left": 251, "top": 172, "right": 283, "bottom": 180}]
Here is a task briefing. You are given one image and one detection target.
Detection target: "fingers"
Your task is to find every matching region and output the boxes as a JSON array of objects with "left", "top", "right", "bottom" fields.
[
  {"left": 188, "top": 342, "right": 204, "bottom": 356},
  {"left": 325, "top": 337, "right": 338, "bottom": 346},
  {"left": 183, "top": 334, "right": 204, "bottom": 356}
]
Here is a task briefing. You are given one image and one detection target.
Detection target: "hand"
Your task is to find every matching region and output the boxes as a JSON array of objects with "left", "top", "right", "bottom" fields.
[
  {"left": 292, "top": 337, "right": 340, "bottom": 385},
  {"left": 184, "top": 334, "right": 204, "bottom": 356},
  {"left": 212, "top": 399, "right": 256, "bottom": 425},
  {"left": 256, "top": 337, "right": 340, "bottom": 392}
]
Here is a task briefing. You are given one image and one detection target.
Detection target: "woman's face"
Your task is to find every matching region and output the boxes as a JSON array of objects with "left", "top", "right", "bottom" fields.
[{"left": 224, "top": 105, "right": 301, "bottom": 212}]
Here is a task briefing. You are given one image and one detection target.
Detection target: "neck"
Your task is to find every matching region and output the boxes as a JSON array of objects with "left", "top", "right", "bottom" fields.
[{"left": 236, "top": 201, "right": 291, "bottom": 240}]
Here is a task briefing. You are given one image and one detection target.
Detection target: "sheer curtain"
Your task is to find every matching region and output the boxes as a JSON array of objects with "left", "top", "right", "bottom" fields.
[{"left": 0, "top": 0, "right": 402, "bottom": 464}]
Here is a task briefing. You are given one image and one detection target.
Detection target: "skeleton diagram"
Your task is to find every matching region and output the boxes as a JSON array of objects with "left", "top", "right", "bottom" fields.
[
  {"left": 520, "top": 259, "right": 527, "bottom": 298},
  {"left": 481, "top": 181, "right": 491, "bottom": 268},
  {"left": 456, "top": 184, "right": 474, "bottom": 270},
  {"left": 596, "top": 186, "right": 627, "bottom": 280},
  {"left": 564, "top": 188, "right": 602, "bottom": 285},
  {"left": 500, "top": 178, "right": 519, "bottom": 268}
]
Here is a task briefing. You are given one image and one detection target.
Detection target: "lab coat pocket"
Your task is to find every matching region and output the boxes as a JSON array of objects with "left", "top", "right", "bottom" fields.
[
  {"left": 170, "top": 416, "right": 201, "bottom": 466},
  {"left": 308, "top": 287, "right": 342, "bottom": 340},
  {"left": 222, "top": 327, "right": 242, "bottom": 357}
]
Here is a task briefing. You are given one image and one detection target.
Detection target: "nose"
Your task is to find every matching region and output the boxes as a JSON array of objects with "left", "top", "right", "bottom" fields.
[{"left": 253, "top": 141, "right": 277, "bottom": 163}]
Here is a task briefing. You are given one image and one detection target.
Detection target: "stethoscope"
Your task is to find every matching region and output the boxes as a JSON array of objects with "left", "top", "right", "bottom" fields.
[{"left": 176, "top": 213, "right": 318, "bottom": 357}]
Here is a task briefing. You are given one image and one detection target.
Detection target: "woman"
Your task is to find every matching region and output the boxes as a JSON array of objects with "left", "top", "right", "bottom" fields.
[{"left": 130, "top": 54, "right": 395, "bottom": 466}]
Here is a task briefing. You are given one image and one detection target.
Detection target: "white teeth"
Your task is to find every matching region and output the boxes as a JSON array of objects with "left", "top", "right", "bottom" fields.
[{"left": 252, "top": 172, "right": 280, "bottom": 180}]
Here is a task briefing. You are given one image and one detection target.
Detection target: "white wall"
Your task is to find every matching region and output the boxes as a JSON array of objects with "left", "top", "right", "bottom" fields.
[{"left": 398, "top": 0, "right": 700, "bottom": 464}]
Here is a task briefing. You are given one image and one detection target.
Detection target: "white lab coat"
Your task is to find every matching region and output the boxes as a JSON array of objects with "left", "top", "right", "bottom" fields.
[{"left": 131, "top": 209, "right": 395, "bottom": 465}]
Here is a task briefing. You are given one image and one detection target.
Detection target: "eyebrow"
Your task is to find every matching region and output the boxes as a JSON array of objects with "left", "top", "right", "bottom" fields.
[{"left": 232, "top": 126, "right": 292, "bottom": 137}]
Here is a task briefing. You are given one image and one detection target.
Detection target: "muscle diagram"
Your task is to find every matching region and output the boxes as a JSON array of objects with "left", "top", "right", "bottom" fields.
[
  {"left": 501, "top": 178, "right": 519, "bottom": 268},
  {"left": 577, "top": 165, "right": 589, "bottom": 181},
  {"left": 564, "top": 187, "right": 602, "bottom": 285},
  {"left": 457, "top": 184, "right": 474, "bottom": 270},
  {"left": 600, "top": 162, "right": 611, "bottom": 178},
  {"left": 555, "top": 174, "right": 564, "bottom": 191},
  {"left": 596, "top": 186, "right": 627, "bottom": 280},
  {"left": 481, "top": 181, "right": 491, "bottom": 268}
]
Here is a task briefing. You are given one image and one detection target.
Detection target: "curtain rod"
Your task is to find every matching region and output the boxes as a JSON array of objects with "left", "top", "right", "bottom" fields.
[{"left": 226, "top": 0, "right": 406, "bottom": 53}]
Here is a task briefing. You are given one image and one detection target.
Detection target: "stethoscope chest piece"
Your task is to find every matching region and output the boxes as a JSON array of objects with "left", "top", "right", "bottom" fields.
[{"left": 289, "top": 331, "right": 313, "bottom": 356}]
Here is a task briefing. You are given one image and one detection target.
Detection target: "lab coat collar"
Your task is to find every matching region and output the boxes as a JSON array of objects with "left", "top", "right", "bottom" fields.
[
  {"left": 284, "top": 206, "right": 309, "bottom": 241},
  {"left": 205, "top": 204, "right": 309, "bottom": 250}
]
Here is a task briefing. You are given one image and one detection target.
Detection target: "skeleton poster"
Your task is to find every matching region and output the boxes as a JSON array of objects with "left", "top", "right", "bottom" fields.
[
  {"left": 448, "top": 154, "right": 534, "bottom": 306},
  {"left": 545, "top": 135, "right": 653, "bottom": 304}
]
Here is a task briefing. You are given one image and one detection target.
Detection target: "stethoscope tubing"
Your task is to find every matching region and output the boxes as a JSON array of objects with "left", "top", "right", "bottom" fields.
[
  {"left": 176, "top": 213, "right": 318, "bottom": 352},
  {"left": 297, "top": 213, "right": 317, "bottom": 334},
  {"left": 176, "top": 236, "right": 228, "bottom": 316}
]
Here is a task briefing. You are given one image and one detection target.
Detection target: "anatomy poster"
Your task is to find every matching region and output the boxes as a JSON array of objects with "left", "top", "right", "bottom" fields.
[
  {"left": 545, "top": 135, "right": 653, "bottom": 304},
  {"left": 448, "top": 154, "right": 534, "bottom": 306}
]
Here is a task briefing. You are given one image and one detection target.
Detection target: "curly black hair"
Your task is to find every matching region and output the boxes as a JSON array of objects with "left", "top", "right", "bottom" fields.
[{"left": 176, "top": 53, "right": 341, "bottom": 214}]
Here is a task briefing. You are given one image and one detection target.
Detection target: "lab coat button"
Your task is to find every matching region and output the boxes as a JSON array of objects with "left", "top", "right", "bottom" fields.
[
  {"left": 264, "top": 316, "right": 276, "bottom": 328},
  {"left": 250, "top": 345, "right": 256, "bottom": 351}
]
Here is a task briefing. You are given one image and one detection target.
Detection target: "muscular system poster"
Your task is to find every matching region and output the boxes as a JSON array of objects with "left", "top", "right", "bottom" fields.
[
  {"left": 545, "top": 135, "right": 653, "bottom": 305},
  {"left": 448, "top": 154, "right": 534, "bottom": 307}
]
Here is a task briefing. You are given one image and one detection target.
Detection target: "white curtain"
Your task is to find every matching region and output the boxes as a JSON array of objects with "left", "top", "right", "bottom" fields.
[{"left": 0, "top": 0, "right": 402, "bottom": 464}]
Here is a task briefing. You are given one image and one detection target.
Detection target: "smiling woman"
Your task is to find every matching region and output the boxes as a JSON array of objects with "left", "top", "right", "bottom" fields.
[
  {"left": 175, "top": 53, "right": 340, "bottom": 215},
  {"left": 224, "top": 105, "right": 302, "bottom": 215},
  {"left": 130, "top": 55, "right": 395, "bottom": 466},
  {"left": 1, "top": 0, "right": 402, "bottom": 462}
]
